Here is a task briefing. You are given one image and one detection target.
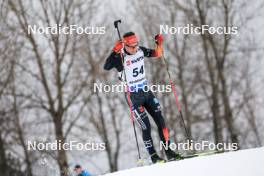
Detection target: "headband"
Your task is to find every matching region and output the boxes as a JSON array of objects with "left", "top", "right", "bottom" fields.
[{"left": 123, "top": 35, "right": 138, "bottom": 45}]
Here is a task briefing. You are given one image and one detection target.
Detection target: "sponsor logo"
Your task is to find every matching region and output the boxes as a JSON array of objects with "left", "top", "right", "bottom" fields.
[
  {"left": 131, "top": 56, "right": 144, "bottom": 64},
  {"left": 126, "top": 60, "right": 131, "bottom": 66},
  {"left": 144, "top": 140, "right": 153, "bottom": 148}
]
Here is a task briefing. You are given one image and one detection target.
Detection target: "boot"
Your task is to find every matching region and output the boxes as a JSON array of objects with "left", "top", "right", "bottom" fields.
[
  {"left": 150, "top": 153, "right": 166, "bottom": 164},
  {"left": 165, "top": 149, "right": 183, "bottom": 161}
]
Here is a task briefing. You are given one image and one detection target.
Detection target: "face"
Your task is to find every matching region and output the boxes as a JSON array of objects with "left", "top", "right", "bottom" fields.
[
  {"left": 74, "top": 168, "right": 82, "bottom": 174},
  {"left": 124, "top": 42, "right": 138, "bottom": 54}
]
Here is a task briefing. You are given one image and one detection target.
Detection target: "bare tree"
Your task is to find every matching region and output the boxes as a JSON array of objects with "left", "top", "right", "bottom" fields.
[
  {"left": 7, "top": 0, "right": 104, "bottom": 174},
  {"left": 130, "top": 0, "right": 264, "bottom": 150}
]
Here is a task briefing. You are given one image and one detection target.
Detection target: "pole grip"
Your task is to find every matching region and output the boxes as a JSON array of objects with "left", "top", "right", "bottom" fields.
[{"left": 114, "top": 19, "right": 122, "bottom": 40}]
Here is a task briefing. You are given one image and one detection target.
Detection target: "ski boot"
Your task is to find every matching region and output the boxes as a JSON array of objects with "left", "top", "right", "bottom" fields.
[
  {"left": 165, "top": 149, "right": 183, "bottom": 161},
  {"left": 150, "top": 153, "right": 166, "bottom": 164}
]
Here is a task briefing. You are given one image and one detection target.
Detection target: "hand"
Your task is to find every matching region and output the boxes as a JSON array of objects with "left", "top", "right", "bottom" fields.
[
  {"left": 155, "top": 34, "right": 163, "bottom": 45},
  {"left": 112, "top": 40, "right": 123, "bottom": 53}
]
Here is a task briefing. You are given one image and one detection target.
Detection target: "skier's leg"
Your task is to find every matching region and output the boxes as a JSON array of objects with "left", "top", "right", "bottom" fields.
[
  {"left": 134, "top": 106, "right": 156, "bottom": 155},
  {"left": 125, "top": 92, "right": 166, "bottom": 163},
  {"left": 133, "top": 106, "right": 166, "bottom": 163},
  {"left": 125, "top": 92, "right": 156, "bottom": 155},
  {"left": 143, "top": 92, "right": 168, "bottom": 144},
  {"left": 144, "top": 91, "right": 183, "bottom": 160}
]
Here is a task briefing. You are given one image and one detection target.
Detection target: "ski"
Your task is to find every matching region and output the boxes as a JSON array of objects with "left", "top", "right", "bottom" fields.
[
  {"left": 166, "top": 150, "right": 227, "bottom": 162},
  {"left": 182, "top": 150, "right": 223, "bottom": 159}
]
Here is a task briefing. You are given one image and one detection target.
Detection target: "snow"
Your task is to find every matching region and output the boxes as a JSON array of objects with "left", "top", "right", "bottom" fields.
[{"left": 103, "top": 147, "right": 264, "bottom": 176}]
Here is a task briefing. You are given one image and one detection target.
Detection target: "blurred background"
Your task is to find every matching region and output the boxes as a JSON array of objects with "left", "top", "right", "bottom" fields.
[{"left": 0, "top": 0, "right": 264, "bottom": 175}]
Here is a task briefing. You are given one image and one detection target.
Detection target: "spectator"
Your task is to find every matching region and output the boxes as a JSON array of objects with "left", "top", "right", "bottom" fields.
[{"left": 74, "top": 164, "right": 91, "bottom": 176}]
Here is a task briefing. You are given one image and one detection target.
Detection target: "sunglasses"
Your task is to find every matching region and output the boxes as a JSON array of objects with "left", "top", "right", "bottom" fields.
[{"left": 125, "top": 44, "right": 138, "bottom": 49}]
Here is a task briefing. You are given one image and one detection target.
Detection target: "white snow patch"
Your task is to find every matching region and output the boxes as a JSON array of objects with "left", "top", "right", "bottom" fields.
[{"left": 103, "top": 147, "right": 264, "bottom": 176}]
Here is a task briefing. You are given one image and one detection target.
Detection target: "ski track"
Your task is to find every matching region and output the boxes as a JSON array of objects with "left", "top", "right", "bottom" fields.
[{"left": 103, "top": 147, "right": 264, "bottom": 176}]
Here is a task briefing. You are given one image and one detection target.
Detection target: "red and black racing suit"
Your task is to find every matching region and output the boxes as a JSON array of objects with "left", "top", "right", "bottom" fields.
[{"left": 104, "top": 46, "right": 170, "bottom": 156}]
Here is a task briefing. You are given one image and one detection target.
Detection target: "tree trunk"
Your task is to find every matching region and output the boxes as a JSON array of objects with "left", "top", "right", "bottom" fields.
[
  {"left": 0, "top": 131, "right": 8, "bottom": 176},
  {"left": 54, "top": 116, "right": 68, "bottom": 175}
]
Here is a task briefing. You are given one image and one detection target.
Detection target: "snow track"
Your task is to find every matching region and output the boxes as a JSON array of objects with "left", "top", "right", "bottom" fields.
[{"left": 103, "top": 147, "right": 264, "bottom": 176}]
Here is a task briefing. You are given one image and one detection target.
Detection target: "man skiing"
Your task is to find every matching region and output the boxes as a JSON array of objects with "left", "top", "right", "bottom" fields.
[{"left": 103, "top": 31, "right": 182, "bottom": 163}]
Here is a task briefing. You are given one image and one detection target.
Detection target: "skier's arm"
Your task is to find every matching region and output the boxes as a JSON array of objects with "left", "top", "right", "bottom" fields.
[
  {"left": 140, "top": 45, "right": 163, "bottom": 58},
  {"left": 103, "top": 52, "right": 123, "bottom": 72},
  {"left": 152, "top": 34, "right": 163, "bottom": 57},
  {"left": 140, "top": 34, "right": 164, "bottom": 58},
  {"left": 103, "top": 41, "right": 123, "bottom": 72},
  {"left": 152, "top": 44, "right": 163, "bottom": 57}
]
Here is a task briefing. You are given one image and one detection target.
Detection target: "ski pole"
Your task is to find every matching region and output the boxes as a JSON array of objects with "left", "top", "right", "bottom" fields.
[
  {"left": 114, "top": 20, "right": 141, "bottom": 160},
  {"left": 161, "top": 52, "right": 191, "bottom": 143}
]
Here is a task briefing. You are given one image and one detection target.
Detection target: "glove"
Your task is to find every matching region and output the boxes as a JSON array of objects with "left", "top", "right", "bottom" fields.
[
  {"left": 112, "top": 40, "right": 123, "bottom": 53},
  {"left": 155, "top": 34, "right": 163, "bottom": 45}
]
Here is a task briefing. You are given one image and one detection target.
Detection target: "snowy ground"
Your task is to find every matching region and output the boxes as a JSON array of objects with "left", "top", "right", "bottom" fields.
[{"left": 103, "top": 147, "right": 264, "bottom": 176}]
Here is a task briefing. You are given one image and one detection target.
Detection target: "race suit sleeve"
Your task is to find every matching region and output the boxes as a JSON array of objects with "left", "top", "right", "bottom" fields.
[
  {"left": 103, "top": 51, "right": 123, "bottom": 72},
  {"left": 139, "top": 46, "right": 162, "bottom": 57}
]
